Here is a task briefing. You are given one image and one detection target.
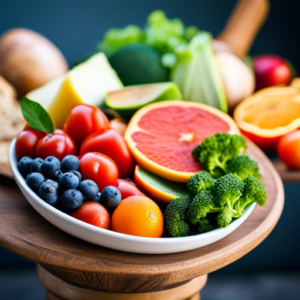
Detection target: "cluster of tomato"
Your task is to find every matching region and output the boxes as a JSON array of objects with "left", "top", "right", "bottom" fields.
[{"left": 16, "top": 104, "right": 145, "bottom": 229}]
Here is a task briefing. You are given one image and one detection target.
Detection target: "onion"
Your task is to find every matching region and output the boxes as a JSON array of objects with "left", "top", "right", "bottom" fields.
[
  {"left": 0, "top": 28, "right": 68, "bottom": 96},
  {"left": 215, "top": 52, "right": 254, "bottom": 112}
]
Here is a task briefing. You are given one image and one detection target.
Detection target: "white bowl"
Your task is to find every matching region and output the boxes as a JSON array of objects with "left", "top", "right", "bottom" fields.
[{"left": 9, "top": 138, "right": 255, "bottom": 254}]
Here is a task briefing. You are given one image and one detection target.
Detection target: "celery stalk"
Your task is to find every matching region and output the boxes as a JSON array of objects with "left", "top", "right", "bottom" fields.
[{"left": 171, "top": 32, "right": 227, "bottom": 112}]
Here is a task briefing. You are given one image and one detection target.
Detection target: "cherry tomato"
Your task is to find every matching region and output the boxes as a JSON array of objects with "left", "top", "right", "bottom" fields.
[
  {"left": 36, "top": 132, "right": 76, "bottom": 161},
  {"left": 79, "top": 152, "right": 118, "bottom": 192},
  {"left": 277, "top": 130, "right": 300, "bottom": 169},
  {"left": 80, "top": 129, "right": 135, "bottom": 178},
  {"left": 63, "top": 104, "right": 110, "bottom": 149},
  {"left": 15, "top": 130, "right": 46, "bottom": 159},
  {"left": 72, "top": 202, "right": 110, "bottom": 229},
  {"left": 117, "top": 179, "right": 144, "bottom": 200},
  {"left": 54, "top": 129, "right": 65, "bottom": 135},
  {"left": 23, "top": 123, "right": 32, "bottom": 130}
]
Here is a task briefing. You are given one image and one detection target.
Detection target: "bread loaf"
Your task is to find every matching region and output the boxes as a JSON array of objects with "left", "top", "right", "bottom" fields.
[{"left": 0, "top": 75, "right": 25, "bottom": 140}]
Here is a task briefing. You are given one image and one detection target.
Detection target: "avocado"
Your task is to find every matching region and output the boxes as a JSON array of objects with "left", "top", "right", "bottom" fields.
[{"left": 108, "top": 44, "right": 169, "bottom": 86}]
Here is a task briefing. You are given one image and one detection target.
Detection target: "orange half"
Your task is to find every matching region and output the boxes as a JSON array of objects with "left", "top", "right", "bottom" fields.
[
  {"left": 125, "top": 100, "right": 240, "bottom": 182},
  {"left": 234, "top": 85, "right": 300, "bottom": 150}
]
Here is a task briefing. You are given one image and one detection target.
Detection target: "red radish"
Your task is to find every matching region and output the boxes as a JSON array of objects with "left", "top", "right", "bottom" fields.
[{"left": 253, "top": 55, "right": 292, "bottom": 91}]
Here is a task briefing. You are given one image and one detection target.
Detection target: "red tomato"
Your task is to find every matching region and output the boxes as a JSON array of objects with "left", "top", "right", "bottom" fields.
[
  {"left": 15, "top": 130, "right": 46, "bottom": 159},
  {"left": 80, "top": 129, "right": 135, "bottom": 178},
  {"left": 277, "top": 130, "right": 300, "bottom": 169},
  {"left": 54, "top": 129, "right": 65, "bottom": 135},
  {"left": 36, "top": 132, "right": 76, "bottom": 161},
  {"left": 253, "top": 55, "right": 292, "bottom": 91},
  {"left": 63, "top": 104, "right": 110, "bottom": 149},
  {"left": 72, "top": 202, "right": 110, "bottom": 229},
  {"left": 23, "top": 123, "right": 32, "bottom": 130},
  {"left": 79, "top": 152, "right": 118, "bottom": 192},
  {"left": 117, "top": 179, "right": 144, "bottom": 200}
]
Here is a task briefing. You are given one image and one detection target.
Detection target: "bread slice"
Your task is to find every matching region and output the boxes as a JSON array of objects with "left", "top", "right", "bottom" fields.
[
  {"left": 0, "top": 141, "right": 13, "bottom": 178},
  {"left": 0, "top": 75, "right": 25, "bottom": 140},
  {"left": 0, "top": 76, "right": 25, "bottom": 177}
]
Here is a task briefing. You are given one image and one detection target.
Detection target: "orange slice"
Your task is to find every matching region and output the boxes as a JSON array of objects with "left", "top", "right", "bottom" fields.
[
  {"left": 125, "top": 101, "right": 240, "bottom": 182},
  {"left": 234, "top": 85, "right": 300, "bottom": 151}
]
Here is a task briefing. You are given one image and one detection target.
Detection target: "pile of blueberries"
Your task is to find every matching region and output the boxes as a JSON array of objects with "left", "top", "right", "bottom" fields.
[{"left": 18, "top": 155, "right": 121, "bottom": 212}]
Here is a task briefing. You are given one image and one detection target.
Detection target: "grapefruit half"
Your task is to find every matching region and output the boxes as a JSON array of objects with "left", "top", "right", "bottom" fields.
[{"left": 125, "top": 101, "right": 240, "bottom": 182}]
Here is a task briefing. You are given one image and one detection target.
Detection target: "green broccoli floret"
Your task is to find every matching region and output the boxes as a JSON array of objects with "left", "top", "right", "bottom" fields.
[
  {"left": 226, "top": 155, "right": 261, "bottom": 180},
  {"left": 187, "top": 171, "right": 216, "bottom": 196},
  {"left": 164, "top": 196, "right": 192, "bottom": 237},
  {"left": 234, "top": 176, "right": 267, "bottom": 216},
  {"left": 211, "top": 174, "right": 245, "bottom": 227},
  {"left": 192, "top": 133, "right": 247, "bottom": 177},
  {"left": 188, "top": 190, "right": 221, "bottom": 225},
  {"left": 198, "top": 218, "right": 214, "bottom": 233},
  {"left": 215, "top": 207, "right": 233, "bottom": 228}
]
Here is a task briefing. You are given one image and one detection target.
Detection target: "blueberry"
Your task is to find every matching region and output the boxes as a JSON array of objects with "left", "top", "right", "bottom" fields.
[
  {"left": 69, "top": 170, "right": 82, "bottom": 182},
  {"left": 59, "top": 172, "right": 79, "bottom": 191},
  {"left": 30, "top": 158, "right": 43, "bottom": 173},
  {"left": 41, "top": 156, "right": 61, "bottom": 178},
  {"left": 61, "top": 155, "right": 80, "bottom": 172},
  {"left": 53, "top": 170, "right": 63, "bottom": 183},
  {"left": 100, "top": 186, "right": 121, "bottom": 208},
  {"left": 78, "top": 180, "right": 99, "bottom": 200},
  {"left": 26, "top": 172, "right": 45, "bottom": 190},
  {"left": 61, "top": 189, "right": 83, "bottom": 210},
  {"left": 18, "top": 156, "right": 34, "bottom": 177},
  {"left": 91, "top": 192, "right": 101, "bottom": 202},
  {"left": 39, "top": 179, "right": 59, "bottom": 205},
  {"left": 54, "top": 201, "right": 73, "bottom": 215}
]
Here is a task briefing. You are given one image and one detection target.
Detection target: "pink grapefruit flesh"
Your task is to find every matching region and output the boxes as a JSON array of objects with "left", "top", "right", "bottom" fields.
[{"left": 125, "top": 101, "right": 240, "bottom": 182}]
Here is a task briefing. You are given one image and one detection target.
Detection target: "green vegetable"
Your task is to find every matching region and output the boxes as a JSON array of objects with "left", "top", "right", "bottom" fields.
[
  {"left": 145, "top": 10, "right": 187, "bottom": 54},
  {"left": 97, "top": 10, "right": 199, "bottom": 58},
  {"left": 186, "top": 171, "right": 215, "bottom": 196},
  {"left": 98, "top": 25, "right": 145, "bottom": 57},
  {"left": 164, "top": 196, "right": 191, "bottom": 237},
  {"left": 21, "top": 97, "right": 54, "bottom": 133},
  {"left": 225, "top": 155, "right": 261, "bottom": 180},
  {"left": 165, "top": 172, "right": 267, "bottom": 237},
  {"left": 171, "top": 32, "right": 227, "bottom": 112},
  {"left": 192, "top": 133, "right": 247, "bottom": 178},
  {"left": 108, "top": 44, "right": 168, "bottom": 86},
  {"left": 234, "top": 176, "right": 267, "bottom": 216},
  {"left": 211, "top": 174, "right": 245, "bottom": 227},
  {"left": 188, "top": 189, "right": 219, "bottom": 225},
  {"left": 187, "top": 174, "right": 245, "bottom": 230},
  {"left": 198, "top": 218, "right": 214, "bottom": 233}
]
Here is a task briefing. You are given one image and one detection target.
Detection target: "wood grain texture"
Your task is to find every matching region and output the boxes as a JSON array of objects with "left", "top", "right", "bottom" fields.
[
  {"left": 0, "top": 141, "right": 284, "bottom": 293},
  {"left": 272, "top": 159, "right": 300, "bottom": 183},
  {"left": 38, "top": 264, "right": 206, "bottom": 300},
  {"left": 217, "top": 0, "right": 269, "bottom": 58}
]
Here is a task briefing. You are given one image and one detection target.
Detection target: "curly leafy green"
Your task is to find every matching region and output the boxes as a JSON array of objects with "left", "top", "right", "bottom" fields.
[{"left": 97, "top": 10, "right": 199, "bottom": 58}]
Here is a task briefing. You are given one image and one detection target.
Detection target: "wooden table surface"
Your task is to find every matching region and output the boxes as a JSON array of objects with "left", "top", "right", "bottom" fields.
[
  {"left": 272, "top": 159, "right": 300, "bottom": 183},
  {"left": 0, "top": 141, "right": 284, "bottom": 299}
]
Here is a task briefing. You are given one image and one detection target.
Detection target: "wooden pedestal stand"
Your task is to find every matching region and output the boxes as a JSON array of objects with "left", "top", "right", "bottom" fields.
[{"left": 0, "top": 142, "right": 284, "bottom": 299}]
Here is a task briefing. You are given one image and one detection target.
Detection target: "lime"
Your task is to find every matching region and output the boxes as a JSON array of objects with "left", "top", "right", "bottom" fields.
[{"left": 105, "top": 82, "right": 182, "bottom": 120}]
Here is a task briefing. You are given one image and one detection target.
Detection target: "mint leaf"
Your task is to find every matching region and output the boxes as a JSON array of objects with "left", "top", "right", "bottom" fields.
[{"left": 21, "top": 97, "right": 54, "bottom": 133}]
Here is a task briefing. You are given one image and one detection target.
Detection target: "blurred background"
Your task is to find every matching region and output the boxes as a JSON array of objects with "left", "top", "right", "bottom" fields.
[{"left": 1, "top": 0, "right": 300, "bottom": 299}]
